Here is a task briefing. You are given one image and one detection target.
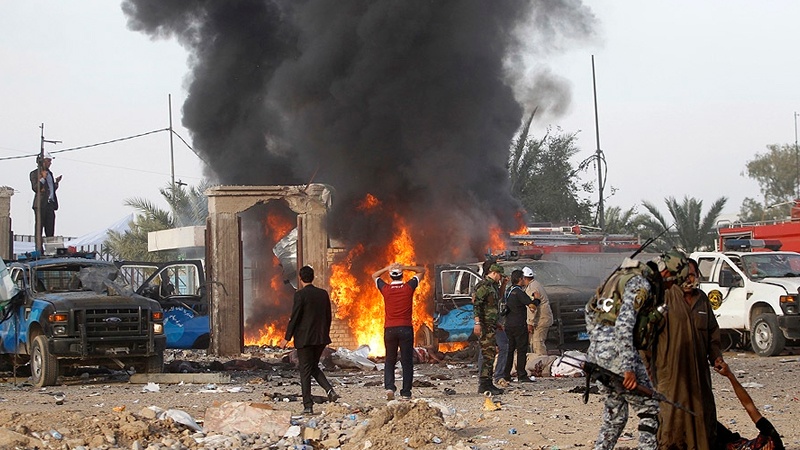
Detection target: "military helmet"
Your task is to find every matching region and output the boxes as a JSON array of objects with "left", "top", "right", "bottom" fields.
[{"left": 654, "top": 247, "right": 689, "bottom": 284}]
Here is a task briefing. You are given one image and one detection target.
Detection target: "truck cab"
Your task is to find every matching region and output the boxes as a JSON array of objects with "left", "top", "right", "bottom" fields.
[
  {"left": 0, "top": 255, "right": 166, "bottom": 387},
  {"left": 691, "top": 248, "right": 800, "bottom": 356}
]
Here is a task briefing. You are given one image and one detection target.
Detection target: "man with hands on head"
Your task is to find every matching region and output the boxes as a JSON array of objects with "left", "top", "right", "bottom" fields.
[{"left": 372, "top": 262, "right": 425, "bottom": 400}]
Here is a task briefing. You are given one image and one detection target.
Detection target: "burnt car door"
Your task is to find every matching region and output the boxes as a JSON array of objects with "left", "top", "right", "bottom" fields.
[
  {"left": 433, "top": 264, "right": 481, "bottom": 343},
  {"left": 118, "top": 261, "right": 209, "bottom": 349}
]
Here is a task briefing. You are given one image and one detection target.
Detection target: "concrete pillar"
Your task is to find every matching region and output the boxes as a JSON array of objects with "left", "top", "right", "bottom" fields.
[
  {"left": 0, "top": 187, "right": 13, "bottom": 260},
  {"left": 207, "top": 210, "right": 243, "bottom": 356}
]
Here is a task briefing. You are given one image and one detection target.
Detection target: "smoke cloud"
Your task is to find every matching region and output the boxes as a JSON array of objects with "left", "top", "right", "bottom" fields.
[{"left": 123, "top": 0, "right": 595, "bottom": 263}]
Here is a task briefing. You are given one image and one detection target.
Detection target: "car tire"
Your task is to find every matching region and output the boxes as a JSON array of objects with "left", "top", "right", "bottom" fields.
[
  {"left": 192, "top": 334, "right": 210, "bottom": 349},
  {"left": 31, "top": 335, "right": 59, "bottom": 388},
  {"left": 750, "top": 313, "right": 786, "bottom": 357}
]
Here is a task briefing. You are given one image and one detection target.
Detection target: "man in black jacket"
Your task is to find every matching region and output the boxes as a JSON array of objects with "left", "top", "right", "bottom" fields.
[
  {"left": 280, "top": 266, "right": 339, "bottom": 415},
  {"left": 501, "top": 269, "right": 539, "bottom": 383},
  {"left": 29, "top": 152, "right": 61, "bottom": 237}
]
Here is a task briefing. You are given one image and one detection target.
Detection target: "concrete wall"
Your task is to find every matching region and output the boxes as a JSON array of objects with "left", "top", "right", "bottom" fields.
[{"left": 543, "top": 251, "right": 661, "bottom": 280}]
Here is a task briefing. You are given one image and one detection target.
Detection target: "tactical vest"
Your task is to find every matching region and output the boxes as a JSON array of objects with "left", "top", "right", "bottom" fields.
[{"left": 586, "top": 258, "right": 665, "bottom": 350}]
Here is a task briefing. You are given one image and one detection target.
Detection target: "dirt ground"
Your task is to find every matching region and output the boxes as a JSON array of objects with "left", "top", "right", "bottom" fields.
[{"left": 0, "top": 345, "right": 798, "bottom": 450}]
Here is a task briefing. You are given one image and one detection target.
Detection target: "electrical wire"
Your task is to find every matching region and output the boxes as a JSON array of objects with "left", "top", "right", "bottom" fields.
[{"left": 0, "top": 127, "right": 198, "bottom": 162}]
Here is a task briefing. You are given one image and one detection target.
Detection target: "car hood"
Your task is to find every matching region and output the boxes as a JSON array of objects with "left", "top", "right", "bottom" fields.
[
  {"left": 758, "top": 277, "right": 800, "bottom": 292},
  {"left": 34, "top": 292, "right": 160, "bottom": 310}
]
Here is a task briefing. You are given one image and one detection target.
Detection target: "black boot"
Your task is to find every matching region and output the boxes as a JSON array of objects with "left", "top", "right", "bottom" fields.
[{"left": 478, "top": 377, "right": 503, "bottom": 395}]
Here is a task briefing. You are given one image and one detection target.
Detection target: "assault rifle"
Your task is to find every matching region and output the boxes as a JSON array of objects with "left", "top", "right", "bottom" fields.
[{"left": 560, "top": 355, "right": 696, "bottom": 417}]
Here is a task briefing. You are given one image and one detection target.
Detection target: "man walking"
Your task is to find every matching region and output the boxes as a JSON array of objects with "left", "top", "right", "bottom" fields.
[
  {"left": 280, "top": 266, "right": 339, "bottom": 415},
  {"left": 372, "top": 262, "right": 425, "bottom": 400},
  {"left": 473, "top": 263, "right": 505, "bottom": 395},
  {"left": 30, "top": 152, "right": 61, "bottom": 238}
]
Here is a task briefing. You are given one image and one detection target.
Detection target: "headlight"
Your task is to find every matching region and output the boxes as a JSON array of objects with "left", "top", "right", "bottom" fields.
[
  {"left": 53, "top": 326, "right": 67, "bottom": 335},
  {"left": 49, "top": 313, "right": 68, "bottom": 323},
  {"left": 153, "top": 323, "right": 164, "bottom": 334}
]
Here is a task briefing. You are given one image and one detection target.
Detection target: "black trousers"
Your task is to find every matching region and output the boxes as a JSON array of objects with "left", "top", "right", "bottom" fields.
[
  {"left": 503, "top": 325, "right": 529, "bottom": 380},
  {"left": 384, "top": 326, "right": 414, "bottom": 397},
  {"left": 297, "top": 344, "right": 333, "bottom": 408},
  {"left": 35, "top": 202, "right": 56, "bottom": 237}
]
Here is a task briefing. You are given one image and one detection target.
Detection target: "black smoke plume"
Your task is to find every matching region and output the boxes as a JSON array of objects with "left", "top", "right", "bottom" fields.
[{"left": 123, "top": 0, "right": 595, "bottom": 264}]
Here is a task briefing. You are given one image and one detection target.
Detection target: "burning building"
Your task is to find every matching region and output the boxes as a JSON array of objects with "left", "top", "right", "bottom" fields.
[{"left": 123, "top": 1, "right": 596, "bottom": 355}]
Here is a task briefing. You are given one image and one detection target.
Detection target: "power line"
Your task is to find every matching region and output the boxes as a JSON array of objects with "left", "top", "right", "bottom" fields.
[{"left": 0, "top": 127, "right": 196, "bottom": 162}]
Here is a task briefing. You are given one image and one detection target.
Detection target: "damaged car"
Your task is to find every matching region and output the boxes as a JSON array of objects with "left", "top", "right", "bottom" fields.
[{"left": 433, "top": 259, "right": 595, "bottom": 350}]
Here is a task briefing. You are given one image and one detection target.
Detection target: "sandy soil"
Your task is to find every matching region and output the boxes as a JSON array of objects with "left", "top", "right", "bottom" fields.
[{"left": 0, "top": 346, "right": 798, "bottom": 450}]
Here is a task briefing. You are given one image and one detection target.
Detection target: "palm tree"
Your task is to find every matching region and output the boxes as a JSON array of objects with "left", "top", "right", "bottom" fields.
[
  {"left": 641, "top": 196, "right": 727, "bottom": 252},
  {"left": 602, "top": 205, "right": 644, "bottom": 235},
  {"left": 105, "top": 182, "right": 210, "bottom": 261}
]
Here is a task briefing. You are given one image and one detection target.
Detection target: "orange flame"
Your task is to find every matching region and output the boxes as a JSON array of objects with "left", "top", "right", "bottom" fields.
[
  {"left": 357, "top": 193, "right": 381, "bottom": 211},
  {"left": 487, "top": 224, "right": 506, "bottom": 253},
  {"left": 246, "top": 321, "right": 283, "bottom": 347},
  {"left": 513, "top": 211, "right": 528, "bottom": 234},
  {"left": 244, "top": 208, "right": 297, "bottom": 347}
]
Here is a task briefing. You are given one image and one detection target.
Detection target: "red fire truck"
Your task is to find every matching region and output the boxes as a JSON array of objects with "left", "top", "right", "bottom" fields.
[{"left": 717, "top": 203, "right": 800, "bottom": 252}]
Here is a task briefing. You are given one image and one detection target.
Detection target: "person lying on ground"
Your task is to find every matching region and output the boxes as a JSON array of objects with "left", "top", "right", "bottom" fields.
[{"left": 713, "top": 361, "right": 784, "bottom": 450}]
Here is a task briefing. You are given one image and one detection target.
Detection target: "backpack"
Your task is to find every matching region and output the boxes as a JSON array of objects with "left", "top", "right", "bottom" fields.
[{"left": 586, "top": 257, "right": 665, "bottom": 350}]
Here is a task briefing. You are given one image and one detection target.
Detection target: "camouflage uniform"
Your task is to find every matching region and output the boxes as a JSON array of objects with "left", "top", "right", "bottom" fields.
[
  {"left": 474, "top": 276, "right": 501, "bottom": 380},
  {"left": 586, "top": 274, "right": 660, "bottom": 450}
]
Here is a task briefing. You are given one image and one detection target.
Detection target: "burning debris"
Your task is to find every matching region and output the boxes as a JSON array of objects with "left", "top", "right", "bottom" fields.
[{"left": 122, "top": 1, "right": 596, "bottom": 352}]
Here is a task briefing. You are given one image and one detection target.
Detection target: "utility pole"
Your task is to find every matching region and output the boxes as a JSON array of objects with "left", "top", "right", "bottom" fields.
[
  {"left": 592, "top": 56, "right": 606, "bottom": 230},
  {"left": 169, "top": 94, "right": 176, "bottom": 190},
  {"left": 35, "top": 123, "right": 61, "bottom": 253}
]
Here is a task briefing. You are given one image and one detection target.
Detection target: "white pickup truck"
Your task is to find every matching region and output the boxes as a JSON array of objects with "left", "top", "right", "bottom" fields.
[{"left": 690, "top": 250, "right": 800, "bottom": 356}]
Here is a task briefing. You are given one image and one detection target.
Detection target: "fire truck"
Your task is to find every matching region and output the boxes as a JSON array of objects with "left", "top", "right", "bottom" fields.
[{"left": 717, "top": 202, "right": 800, "bottom": 252}]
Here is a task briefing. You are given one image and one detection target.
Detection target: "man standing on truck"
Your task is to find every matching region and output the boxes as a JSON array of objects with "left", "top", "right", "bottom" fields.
[
  {"left": 372, "top": 262, "right": 425, "bottom": 400},
  {"left": 523, "top": 266, "right": 552, "bottom": 355},
  {"left": 474, "top": 263, "right": 505, "bottom": 395},
  {"left": 30, "top": 152, "right": 61, "bottom": 238},
  {"left": 585, "top": 249, "right": 688, "bottom": 450}
]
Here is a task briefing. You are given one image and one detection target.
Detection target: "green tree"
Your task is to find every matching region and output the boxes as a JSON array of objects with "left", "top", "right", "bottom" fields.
[
  {"left": 740, "top": 144, "right": 798, "bottom": 221},
  {"left": 640, "top": 195, "right": 727, "bottom": 252},
  {"left": 508, "top": 121, "right": 593, "bottom": 225},
  {"left": 105, "top": 182, "right": 209, "bottom": 261},
  {"left": 602, "top": 205, "right": 645, "bottom": 235}
]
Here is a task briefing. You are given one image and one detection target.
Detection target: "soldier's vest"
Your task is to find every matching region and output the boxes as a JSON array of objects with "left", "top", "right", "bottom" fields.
[{"left": 586, "top": 258, "right": 665, "bottom": 350}]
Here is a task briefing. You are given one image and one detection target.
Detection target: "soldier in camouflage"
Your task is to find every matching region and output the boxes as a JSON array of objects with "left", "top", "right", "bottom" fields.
[
  {"left": 473, "top": 263, "right": 505, "bottom": 395},
  {"left": 585, "top": 249, "right": 688, "bottom": 450}
]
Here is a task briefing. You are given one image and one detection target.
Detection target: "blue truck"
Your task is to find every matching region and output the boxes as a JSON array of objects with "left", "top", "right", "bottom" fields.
[{"left": 0, "top": 255, "right": 166, "bottom": 387}]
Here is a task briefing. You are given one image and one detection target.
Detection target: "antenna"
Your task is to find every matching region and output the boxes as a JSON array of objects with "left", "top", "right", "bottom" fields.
[{"left": 591, "top": 56, "right": 607, "bottom": 230}]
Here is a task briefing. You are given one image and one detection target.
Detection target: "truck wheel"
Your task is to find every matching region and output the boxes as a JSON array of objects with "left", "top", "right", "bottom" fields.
[
  {"left": 750, "top": 314, "right": 786, "bottom": 357},
  {"left": 31, "top": 335, "right": 59, "bottom": 387},
  {"left": 143, "top": 353, "right": 164, "bottom": 373}
]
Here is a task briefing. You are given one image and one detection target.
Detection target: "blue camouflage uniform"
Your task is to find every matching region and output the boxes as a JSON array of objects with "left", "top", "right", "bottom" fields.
[{"left": 586, "top": 274, "right": 660, "bottom": 450}]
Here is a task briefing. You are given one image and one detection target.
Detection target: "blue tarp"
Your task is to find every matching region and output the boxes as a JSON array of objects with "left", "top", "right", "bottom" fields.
[{"left": 436, "top": 304, "right": 474, "bottom": 342}]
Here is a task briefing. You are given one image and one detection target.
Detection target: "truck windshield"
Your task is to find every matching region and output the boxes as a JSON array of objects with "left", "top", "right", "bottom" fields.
[
  {"left": 740, "top": 253, "right": 800, "bottom": 279},
  {"left": 33, "top": 264, "right": 129, "bottom": 294}
]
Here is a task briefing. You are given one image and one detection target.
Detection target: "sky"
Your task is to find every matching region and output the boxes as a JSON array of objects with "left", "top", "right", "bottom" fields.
[{"left": 1, "top": 1, "right": 798, "bottom": 238}]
